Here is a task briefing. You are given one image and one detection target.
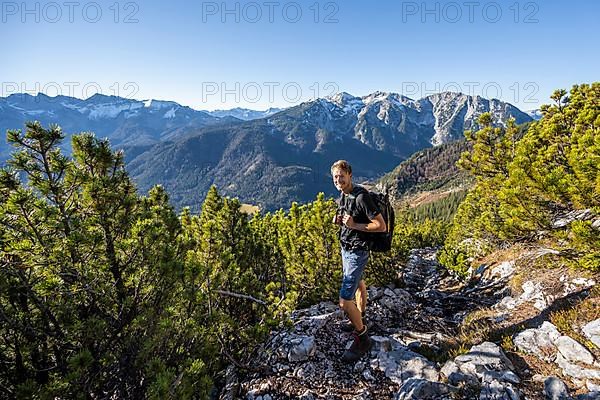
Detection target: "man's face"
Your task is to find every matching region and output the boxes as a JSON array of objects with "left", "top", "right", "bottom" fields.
[{"left": 332, "top": 168, "right": 352, "bottom": 193}]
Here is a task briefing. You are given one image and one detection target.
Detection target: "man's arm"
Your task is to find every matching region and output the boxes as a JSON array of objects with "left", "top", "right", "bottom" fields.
[
  {"left": 342, "top": 191, "right": 387, "bottom": 232},
  {"left": 342, "top": 213, "right": 387, "bottom": 232}
]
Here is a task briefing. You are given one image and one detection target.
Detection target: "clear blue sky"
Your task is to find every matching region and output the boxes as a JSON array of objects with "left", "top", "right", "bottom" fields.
[{"left": 2, "top": 0, "right": 598, "bottom": 111}]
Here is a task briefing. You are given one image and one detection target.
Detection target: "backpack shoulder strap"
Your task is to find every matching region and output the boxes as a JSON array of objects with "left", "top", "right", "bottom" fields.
[
  {"left": 345, "top": 185, "right": 369, "bottom": 216},
  {"left": 351, "top": 185, "right": 368, "bottom": 199}
]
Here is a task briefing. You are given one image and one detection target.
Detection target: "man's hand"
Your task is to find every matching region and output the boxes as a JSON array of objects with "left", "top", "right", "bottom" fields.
[
  {"left": 333, "top": 214, "right": 343, "bottom": 225},
  {"left": 342, "top": 214, "right": 355, "bottom": 229}
]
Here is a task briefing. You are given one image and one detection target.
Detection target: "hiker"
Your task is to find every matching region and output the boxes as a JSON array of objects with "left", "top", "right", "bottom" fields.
[{"left": 331, "top": 160, "right": 387, "bottom": 362}]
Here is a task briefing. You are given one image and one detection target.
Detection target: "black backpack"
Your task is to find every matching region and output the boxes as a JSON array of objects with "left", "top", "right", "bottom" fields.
[
  {"left": 338, "top": 186, "right": 395, "bottom": 253},
  {"left": 368, "top": 190, "right": 395, "bottom": 252}
]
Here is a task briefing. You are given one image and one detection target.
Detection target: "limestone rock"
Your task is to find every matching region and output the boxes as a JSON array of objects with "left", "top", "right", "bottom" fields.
[
  {"left": 379, "top": 288, "right": 413, "bottom": 316},
  {"left": 543, "top": 376, "right": 570, "bottom": 400},
  {"left": 479, "top": 379, "right": 520, "bottom": 400},
  {"left": 371, "top": 347, "right": 439, "bottom": 385},
  {"left": 582, "top": 319, "right": 600, "bottom": 348},
  {"left": 513, "top": 322, "right": 561, "bottom": 362},
  {"left": 395, "top": 378, "right": 455, "bottom": 400},
  {"left": 587, "top": 381, "right": 600, "bottom": 393},
  {"left": 555, "top": 336, "right": 594, "bottom": 365},
  {"left": 278, "top": 334, "right": 316, "bottom": 363},
  {"left": 454, "top": 342, "right": 515, "bottom": 374},
  {"left": 556, "top": 353, "right": 600, "bottom": 380}
]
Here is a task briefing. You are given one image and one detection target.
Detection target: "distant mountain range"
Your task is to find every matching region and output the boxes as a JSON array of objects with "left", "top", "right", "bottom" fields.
[
  {"left": 526, "top": 109, "right": 543, "bottom": 120},
  {"left": 0, "top": 93, "right": 220, "bottom": 160},
  {"left": 206, "top": 107, "right": 283, "bottom": 120},
  {"left": 0, "top": 91, "right": 533, "bottom": 211},
  {"left": 0, "top": 94, "right": 284, "bottom": 160}
]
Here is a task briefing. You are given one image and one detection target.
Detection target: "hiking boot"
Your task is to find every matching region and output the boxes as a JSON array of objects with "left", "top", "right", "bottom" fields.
[{"left": 341, "top": 327, "right": 372, "bottom": 363}]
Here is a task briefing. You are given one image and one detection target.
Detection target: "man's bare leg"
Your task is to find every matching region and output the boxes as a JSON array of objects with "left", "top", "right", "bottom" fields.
[
  {"left": 355, "top": 280, "right": 367, "bottom": 314},
  {"left": 340, "top": 298, "right": 364, "bottom": 332}
]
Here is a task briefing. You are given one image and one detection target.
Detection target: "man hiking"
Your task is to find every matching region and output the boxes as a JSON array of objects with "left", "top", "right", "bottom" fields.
[{"left": 331, "top": 160, "right": 387, "bottom": 363}]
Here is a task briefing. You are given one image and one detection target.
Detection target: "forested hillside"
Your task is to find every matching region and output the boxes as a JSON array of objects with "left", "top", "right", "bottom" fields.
[{"left": 440, "top": 83, "right": 599, "bottom": 276}]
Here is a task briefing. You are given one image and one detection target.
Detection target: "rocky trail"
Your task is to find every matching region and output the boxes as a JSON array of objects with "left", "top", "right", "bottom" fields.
[{"left": 220, "top": 247, "right": 600, "bottom": 400}]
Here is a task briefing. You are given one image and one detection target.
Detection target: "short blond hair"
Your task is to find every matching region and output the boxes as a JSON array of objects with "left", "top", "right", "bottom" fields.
[{"left": 331, "top": 160, "right": 352, "bottom": 175}]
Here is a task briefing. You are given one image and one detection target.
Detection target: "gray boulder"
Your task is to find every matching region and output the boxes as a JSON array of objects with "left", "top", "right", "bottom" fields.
[
  {"left": 371, "top": 346, "right": 439, "bottom": 386},
  {"left": 454, "top": 342, "right": 515, "bottom": 374},
  {"left": 479, "top": 379, "right": 520, "bottom": 400},
  {"left": 452, "top": 342, "right": 520, "bottom": 399},
  {"left": 544, "top": 376, "right": 571, "bottom": 400},
  {"left": 514, "top": 322, "right": 560, "bottom": 362},
  {"left": 395, "top": 378, "right": 455, "bottom": 400}
]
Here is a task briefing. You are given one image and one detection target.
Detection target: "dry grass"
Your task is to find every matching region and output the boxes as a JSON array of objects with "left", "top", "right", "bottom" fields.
[
  {"left": 477, "top": 243, "right": 531, "bottom": 266},
  {"left": 473, "top": 243, "right": 565, "bottom": 296},
  {"left": 430, "top": 309, "right": 520, "bottom": 363},
  {"left": 510, "top": 352, "right": 563, "bottom": 399},
  {"left": 413, "top": 338, "right": 468, "bottom": 362},
  {"left": 462, "top": 307, "right": 499, "bottom": 326},
  {"left": 405, "top": 189, "right": 457, "bottom": 208},
  {"left": 496, "top": 244, "right": 593, "bottom": 300},
  {"left": 440, "top": 308, "right": 504, "bottom": 360},
  {"left": 550, "top": 287, "right": 600, "bottom": 357},
  {"left": 447, "top": 342, "right": 470, "bottom": 359},
  {"left": 508, "top": 271, "right": 526, "bottom": 294},
  {"left": 518, "top": 353, "right": 559, "bottom": 377},
  {"left": 396, "top": 186, "right": 467, "bottom": 209},
  {"left": 412, "top": 311, "right": 492, "bottom": 363}
]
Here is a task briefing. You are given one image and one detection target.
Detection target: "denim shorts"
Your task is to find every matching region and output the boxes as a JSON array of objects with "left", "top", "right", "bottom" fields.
[{"left": 339, "top": 248, "right": 369, "bottom": 300}]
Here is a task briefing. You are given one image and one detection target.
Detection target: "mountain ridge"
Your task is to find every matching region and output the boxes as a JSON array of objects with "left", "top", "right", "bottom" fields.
[
  {"left": 1, "top": 91, "right": 533, "bottom": 211},
  {"left": 123, "top": 91, "right": 531, "bottom": 211}
]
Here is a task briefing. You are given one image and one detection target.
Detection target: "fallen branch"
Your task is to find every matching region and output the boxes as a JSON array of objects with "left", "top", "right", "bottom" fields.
[{"left": 215, "top": 290, "right": 267, "bottom": 306}]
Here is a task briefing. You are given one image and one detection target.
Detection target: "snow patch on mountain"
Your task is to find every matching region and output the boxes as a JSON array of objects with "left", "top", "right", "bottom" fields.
[
  {"left": 88, "top": 103, "right": 136, "bottom": 119},
  {"left": 60, "top": 101, "right": 87, "bottom": 112},
  {"left": 144, "top": 99, "right": 180, "bottom": 110},
  {"left": 24, "top": 110, "right": 49, "bottom": 116},
  {"left": 327, "top": 92, "right": 364, "bottom": 114},
  {"left": 163, "top": 108, "right": 177, "bottom": 119},
  {"left": 206, "top": 107, "right": 284, "bottom": 120}
]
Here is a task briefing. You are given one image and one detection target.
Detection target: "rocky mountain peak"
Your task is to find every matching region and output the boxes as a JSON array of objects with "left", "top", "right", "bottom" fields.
[
  {"left": 328, "top": 91, "right": 361, "bottom": 105},
  {"left": 86, "top": 93, "right": 118, "bottom": 103}
]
